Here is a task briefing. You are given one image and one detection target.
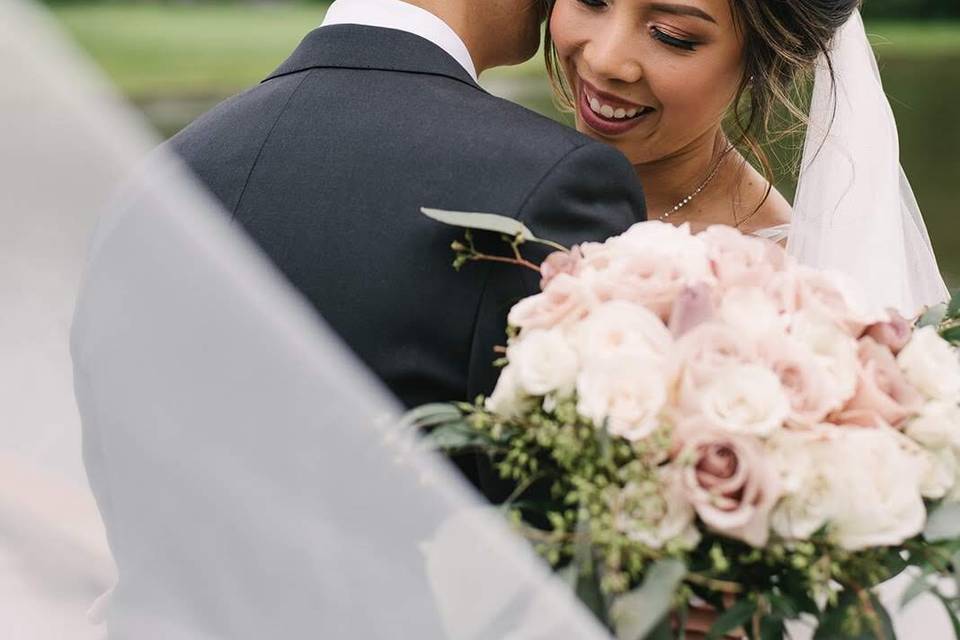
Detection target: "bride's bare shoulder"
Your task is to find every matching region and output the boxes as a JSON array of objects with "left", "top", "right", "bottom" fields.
[
  {"left": 742, "top": 188, "right": 791, "bottom": 232},
  {"left": 735, "top": 164, "right": 792, "bottom": 235}
]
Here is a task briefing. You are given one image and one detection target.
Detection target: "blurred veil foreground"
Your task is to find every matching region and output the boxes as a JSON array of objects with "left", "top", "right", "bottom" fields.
[{"left": 0, "top": 0, "right": 611, "bottom": 638}]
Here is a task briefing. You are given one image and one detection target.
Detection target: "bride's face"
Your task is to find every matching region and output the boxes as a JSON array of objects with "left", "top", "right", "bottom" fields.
[{"left": 550, "top": 0, "right": 746, "bottom": 165}]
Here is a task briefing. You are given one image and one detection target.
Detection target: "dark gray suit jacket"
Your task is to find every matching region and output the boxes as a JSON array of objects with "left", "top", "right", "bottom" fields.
[{"left": 169, "top": 24, "right": 645, "bottom": 415}]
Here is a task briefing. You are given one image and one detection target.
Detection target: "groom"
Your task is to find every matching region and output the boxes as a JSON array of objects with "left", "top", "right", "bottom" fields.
[
  {"left": 169, "top": 0, "right": 646, "bottom": 419},
  {"left": 171, "top": 0, "right": 648, "bottom": 493}
]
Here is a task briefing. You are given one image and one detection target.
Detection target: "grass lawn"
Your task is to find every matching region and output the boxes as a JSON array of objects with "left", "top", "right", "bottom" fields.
[
  {"left": 53, "top": 4, "right": 330, "bottom": 98},
  {"left": 52, "top": 4, "right": 960, "bottom": 100}
]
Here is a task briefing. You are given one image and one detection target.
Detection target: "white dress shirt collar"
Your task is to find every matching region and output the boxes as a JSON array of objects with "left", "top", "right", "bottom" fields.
[{"left": 320, "top": 0, "right": 478, "bottom": 82}]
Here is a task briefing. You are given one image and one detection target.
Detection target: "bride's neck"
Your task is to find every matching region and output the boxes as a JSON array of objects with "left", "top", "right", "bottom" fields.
[{"left": 633, "top": 132, "right": 732, "bottom": 222}]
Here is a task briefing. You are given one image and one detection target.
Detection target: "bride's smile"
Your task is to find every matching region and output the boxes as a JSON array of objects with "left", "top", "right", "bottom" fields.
[{"left": 577, "top": 78, "right": 655, "bottom": 137}]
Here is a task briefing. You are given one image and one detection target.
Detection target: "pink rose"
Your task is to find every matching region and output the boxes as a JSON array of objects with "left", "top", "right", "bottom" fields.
[
  {"left": 759, "top": 335, "right": 845, "bottom": 428},
  {"left": 764, "top": 269, "right": 802, "bottom": 317},
  {"left": 700, "top": 224, "right": 789, "bottom": 290},
  {"left": 507, "top": 273, "right": 592, "bottom": 331},
  {"left": 539, "top": 247, "right": 583, "bottom": 290},
  {"left": 591, "top": 252, "right": 694, "bottom": 321},
  {"left": 578, "top": 241, "right": 617, "bottom": 273},
  {"left": 835, "top": 336, "right": 925, "bottom": 428},
  {"left": 668, "top": 283, "right": 715, "bottom": 338},
  {"left": 795, "top": 267, "right": 872, "bottom": 337},
  {"left": 669, "top": 322, "right": 758, "bottom": 411},
  {"left": 674, "top": 428, "right": 781, "bottom": 547},
  {"left": 865, "top": 309, "right": 913, "bottom": 355}
]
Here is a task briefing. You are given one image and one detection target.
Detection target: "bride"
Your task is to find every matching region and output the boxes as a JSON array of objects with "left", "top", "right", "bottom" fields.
[{"left": 543, "top": 0, "right": 949, "bottom": 317}]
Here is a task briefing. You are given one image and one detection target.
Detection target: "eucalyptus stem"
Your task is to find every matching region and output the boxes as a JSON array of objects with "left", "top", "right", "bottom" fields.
[
  {"left": 502, "top": 472, "right": 547, "bottom": 508},
  {"left": 685, "top": 572, "right": 745, "bottom": 595},
  {"left": 856, "top": 585, "right": 887, "bottom": 640},
  {"left": 467, "top": 252, "right": 541, "bottom": 272}
]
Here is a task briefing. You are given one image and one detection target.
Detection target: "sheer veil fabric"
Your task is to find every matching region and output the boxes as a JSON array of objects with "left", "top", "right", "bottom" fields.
[
  {"left": 4, "top": 0, "right": 613, "bottom": 638},
  {"left": 789, "top": 10, "right": 950, "bottom": 318},
  {"left": 4, "top": 1, "right": 954, "bottom": 637}
]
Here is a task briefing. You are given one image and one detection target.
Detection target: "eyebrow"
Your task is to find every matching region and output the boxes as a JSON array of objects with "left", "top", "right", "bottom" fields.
[{"left": 648, "top": 2, "right": 718, "bottom": 24}]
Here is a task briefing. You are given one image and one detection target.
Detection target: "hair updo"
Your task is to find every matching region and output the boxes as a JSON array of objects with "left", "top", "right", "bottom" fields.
[{"left": 544, "top": 0, "right": 862, "bottom": 183}]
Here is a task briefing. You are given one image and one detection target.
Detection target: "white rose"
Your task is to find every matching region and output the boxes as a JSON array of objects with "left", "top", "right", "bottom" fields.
[
  {"left": 898, "top": 326, "right": 960, "bottom": 402},
  {"left": 508, "top": 328, "right": 579, "bottom": 397},
  {"left": 613, "top": 470, "right": 700, "bottom": 550},
  {"left": 824, "top": 427, "right": 927, "bottom": 551},
  {"left": 766, "top": 428, "right": 835, "bottom": 540},
  {"left": 485, "top": 365, "right": 528, "bottom": 419},
  {"left": 905, "top": 401, "right": 960, "bottom": 450},
  {"left": 573, "top": 300, "right": 673, "bottom": 365},
  {"left": 576, "top": 356, "right": 667, "bottom": 441},
  {"left": 695, "top": 364, "right": 790, "bottom": 438},
  {"left": 904, "top": 401, "right": 960, "bottom": 500},
  {"left": 789, "top": 310, "right": 860, "bottom": 406},
  {"left": 719, "top": 286, "right": 785, "bottom": 337},
  {"left": 919, "top": 446, "right": 958, "bottom": 500}
]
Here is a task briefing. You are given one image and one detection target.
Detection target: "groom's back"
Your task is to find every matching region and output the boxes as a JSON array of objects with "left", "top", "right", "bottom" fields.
[{"left": 170, "top": 25, "right": 645, "bottom": 408}]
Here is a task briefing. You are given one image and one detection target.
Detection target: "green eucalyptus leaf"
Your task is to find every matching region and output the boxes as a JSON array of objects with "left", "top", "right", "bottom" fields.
[
  {"left": 705, "top": 599, "right": 757, "bottom": 640},
  {"left": 675, "top": 601, "right": 689, "bottom": 640},
  {"left": 918, "top": 303, "right": 948, "bottom": 329},
  {"left": 646, "top": 618, "right": 675, "bottom": 640},
  {"left": 611, "top": 559, "right": 687, "bottom": 640},
  {"left": 813, "top": 592, "right": 850, "bottom": 640},
  {"left": 933, "top": 592, "right": 960, "bottom": 639},
  {"left": 402, "top": 403, "right": 465, "bottom": 430},
  {"left": 766, "top": 592, "right": 799, "bottom": 619},
  {"left": 421, "top": 208, "right": 537, "bottom": 241},
  {"left": 777, "top": 582, "right": 820, "bottom": 616},
  {"left": 948, "top": 290, "right": 960, "bottom": 319},
  {"left": 815, "top": 589, "right": 897, "bottom": 639},
  {"left": 420, "top": 207, "right": 568, "bottom": 251},
  {"left": 421, "top": 422, "right": 490, "bottom": 451},
  {"left": 759, "top": 615, "right": 786, "bottom": 640},
  {"left": 900, "top": 571, "right": 935, "bottom": 610},
  {"left": 925, "top": 502, "right": 960, "bottom": 542},
  {"left": 869, "top": 594, "right": 898, "bottom": 640},
  {"left": 569, "top": 512, "right": 611, "bottom": 625},
  {"left": 941, "top": 325, "right": 960, "bottom": 345}
]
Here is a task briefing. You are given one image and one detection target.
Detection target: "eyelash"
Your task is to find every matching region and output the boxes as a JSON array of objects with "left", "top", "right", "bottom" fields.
[
  {"left": 573, "top": 0, "right": 700, "bottom": 52},
  {"left": 650, "top": 27, "right": 699, "bottom": 51}
]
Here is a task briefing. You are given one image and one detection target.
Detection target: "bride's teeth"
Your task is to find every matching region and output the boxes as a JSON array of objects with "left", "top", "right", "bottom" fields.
[{"left": 585, "top": 90, "right": 644, "bottom": 120}]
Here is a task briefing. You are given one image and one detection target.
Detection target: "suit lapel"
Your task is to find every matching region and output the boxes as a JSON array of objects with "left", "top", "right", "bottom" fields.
[{"left": 263, "top": 24, "right": 484, "bottom": 92}]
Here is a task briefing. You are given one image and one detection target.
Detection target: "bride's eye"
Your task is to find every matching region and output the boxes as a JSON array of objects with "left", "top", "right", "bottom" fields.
[
  {"left": 650, "top": 26, "right": 698, "bottom": 51},
  {"left": 576, "top": 0, "right": 608, "bottom": 8}
]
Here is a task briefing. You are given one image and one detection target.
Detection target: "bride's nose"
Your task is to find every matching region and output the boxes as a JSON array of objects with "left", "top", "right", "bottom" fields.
[{"left": 582, "top": 24, "right": 644, "bottom": 84}]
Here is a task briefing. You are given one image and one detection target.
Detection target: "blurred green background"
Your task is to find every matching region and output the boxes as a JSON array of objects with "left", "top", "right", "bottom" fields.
[{"left": 50, "top": 0, "right": 959, "bottom": 286}]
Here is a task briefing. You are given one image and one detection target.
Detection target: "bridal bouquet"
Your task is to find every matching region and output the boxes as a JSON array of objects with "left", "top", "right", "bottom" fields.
[{"left": 416, "top": 214, "right": 960, "bottom": 639}]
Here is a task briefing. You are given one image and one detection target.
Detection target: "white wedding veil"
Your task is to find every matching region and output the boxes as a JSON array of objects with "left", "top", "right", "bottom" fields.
[
  {"left": 789, "top": 10, "right": 950, "bottom": 318},
  {"left": 2, "top": 0, "right": 611, "bottom": 638}
]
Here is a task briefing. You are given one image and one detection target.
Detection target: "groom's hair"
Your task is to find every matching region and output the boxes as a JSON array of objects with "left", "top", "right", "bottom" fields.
[{"left": 542, "top": 0, "right": 860, "bottom": 208}]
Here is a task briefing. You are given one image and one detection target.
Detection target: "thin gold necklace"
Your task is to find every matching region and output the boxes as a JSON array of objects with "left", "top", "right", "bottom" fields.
[{"left": 657, "top": 146, "right": 734, "bottom": 222}]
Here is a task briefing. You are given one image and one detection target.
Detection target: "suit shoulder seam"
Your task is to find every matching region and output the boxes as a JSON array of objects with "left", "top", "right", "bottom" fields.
[
  {"left": 231, "top": 70, "right": 312, "bottom": 216},
  {"left": 514, "top": 140, "right": 593, "bottom": 224}
]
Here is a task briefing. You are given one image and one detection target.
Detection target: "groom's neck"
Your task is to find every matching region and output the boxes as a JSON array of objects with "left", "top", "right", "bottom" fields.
[{"left": 402, "top": 0, "right": 526, "bottom": 73}]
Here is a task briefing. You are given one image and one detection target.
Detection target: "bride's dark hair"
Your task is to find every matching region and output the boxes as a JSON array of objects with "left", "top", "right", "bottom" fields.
[{"left": 544, "top": 0, "right": 861, "bottom": 185}]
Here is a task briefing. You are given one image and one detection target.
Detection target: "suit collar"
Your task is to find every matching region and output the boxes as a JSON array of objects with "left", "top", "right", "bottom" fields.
[{"left": 263, "top": 25, "right": 483, "bottom": 91}]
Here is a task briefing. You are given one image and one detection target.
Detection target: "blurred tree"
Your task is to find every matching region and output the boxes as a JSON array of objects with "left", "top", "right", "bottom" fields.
[{"left": 863, "top": 0, "right": 960, "bottom": 18}]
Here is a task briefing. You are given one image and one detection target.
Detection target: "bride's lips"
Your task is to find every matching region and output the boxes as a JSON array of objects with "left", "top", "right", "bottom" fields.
[{"left": 577, "top": 79, "right": 654, "bottom": 138}]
